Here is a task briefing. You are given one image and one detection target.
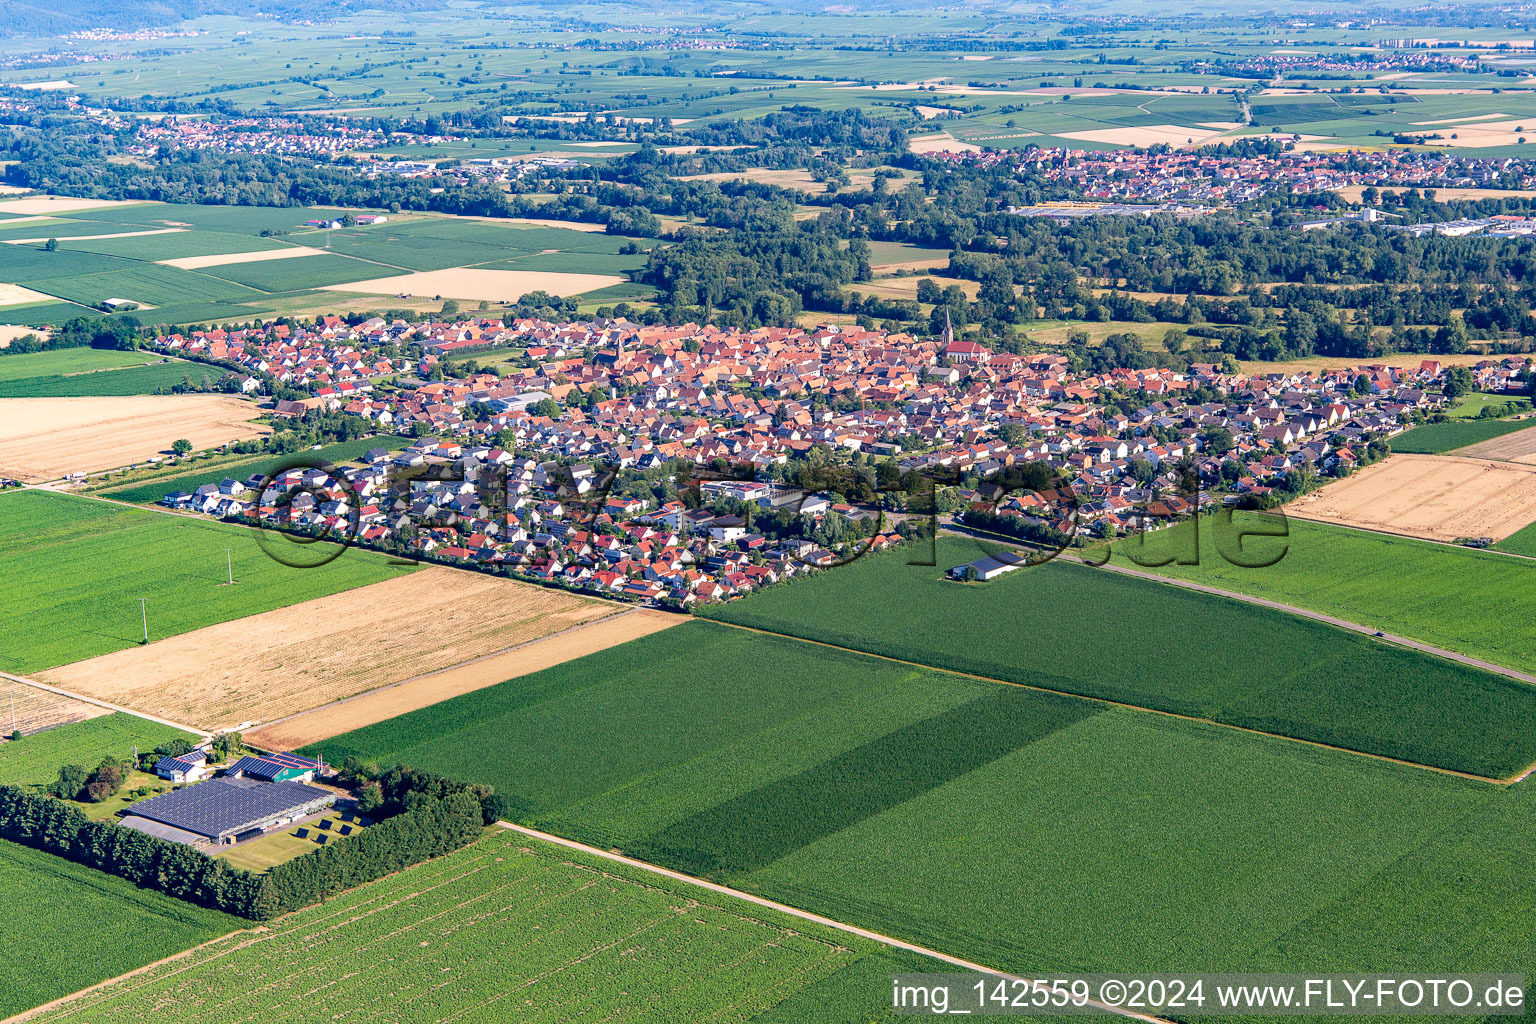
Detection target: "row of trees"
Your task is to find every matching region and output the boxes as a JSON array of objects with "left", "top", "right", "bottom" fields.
[{"left": 0, "top": 762, "right": 505, "bottom": 920}]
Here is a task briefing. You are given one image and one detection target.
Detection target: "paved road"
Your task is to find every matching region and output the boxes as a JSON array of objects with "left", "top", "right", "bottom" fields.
[
  {"left": 499, "top": 822, "right": 1173, "bottom": 1024},
  {"left": 943, "top": 526, "right": 1536, "bottom": 688}
]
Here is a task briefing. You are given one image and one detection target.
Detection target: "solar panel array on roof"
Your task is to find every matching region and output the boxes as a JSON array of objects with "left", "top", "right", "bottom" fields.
[{"left": 128, "top": 778, "right": 334, "bottom": 841}]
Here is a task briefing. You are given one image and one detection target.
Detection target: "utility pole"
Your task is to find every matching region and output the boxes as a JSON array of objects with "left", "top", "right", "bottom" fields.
[
  {"left": 138, "top": 598, "right": 149, "bottom": 645},
  {"left": 224, "top": 548, "right": 234, "bottom": 585}
]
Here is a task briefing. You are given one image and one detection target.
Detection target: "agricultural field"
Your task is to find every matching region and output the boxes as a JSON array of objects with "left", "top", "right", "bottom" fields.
[
  {"left": 1453, "top": 424, "right": 1536, "bottom": 463},
  {"left": 1100, "top": 513, "right": 1536, "bottom": 678},
  {"left": 0, "top": 348, "right": 159, "bottom": 382},
  {"left": 93, "top": 433, "right": 414, "bottom": 505},
  {"left": 248, "top": 607, "right": 682, "bottom": 750},
  {"left": 1389, "top": 417, "right": 1536, "bottom": 454},
  {"left": 0, "top": 713, "right": 192, "bottom": 787},
  {"left": 0, "top": 360, "right": 215, "bottom": 398},
  {"left": 26, "top": 829, "right": 925, "bottom": 1024},
  {"left": 0, "top": 839, "right": 241, "bottom": 1020},
  {"left": 698, "top": 539, "right": 1536, "bottom": 777},
  {"left": 37, "top": 567, "right": 614, "bottom": 731},
  {"left": 1284, "top": 453, "right": 1536, "bottom": 542},
  {"left": 0, "top": 202, "right": 656, "bottom": 328},
  {"left": 1496, "top": 521, "right": 1536, "bottom": 557},
  {"left": 302, "top": 621, "right": 1536, "bottom": 995},
  {"left": 0, "top": 394, "right": 270, "bottom": 481},
  {"left": 0, "top": 680, "right": 110, "bottom": 738},
  {"left": 0, "top": 490, "right": 415, "bottom": 677}
]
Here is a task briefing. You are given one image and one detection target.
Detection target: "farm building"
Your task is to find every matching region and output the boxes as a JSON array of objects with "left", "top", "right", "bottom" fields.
[
  {"left": 949, "top": 552, "right": 1027, "bottom": 581},
  {"left": 227, "top": 751, "right": 325, "bottom": 783},
  {"left": 153, "top": 749, "right": 209, "bottom": 783},
  {"left": 121, "top": 777, "right": 335, "bottom": 846}
]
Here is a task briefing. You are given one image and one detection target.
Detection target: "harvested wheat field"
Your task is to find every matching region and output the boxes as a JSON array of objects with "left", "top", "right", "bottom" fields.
[
  {"left": 158, "top": 246, "right": 328, "bottom": 270},
  {"left": 1450, "top": 425, "right": 1536, "bottom": 464},
  {"left": 0, "top": 196, "right": 143, "bottom": 216},
  {"left": 1286, "top": 453, "right": 1536, "bottom": 542},
  {"left": 1059, "top": 124, "right": 1240, "bottom": 148},
  {"left": 36, "top": 567, "right": 614, "bottom": 732},
  {"left": 907, "top": 132, "right": 983, "bottom": 154},
  {"left": 0, "top": 679, "right": 111, "bottom": 736},
  {"left": 0, "top": 282, "right": 56, "bottom": 307},
  {"left": 246, "top": 607, "right": 682, "bottom": 750},
  {"left": 0, "top": 395, "right": 270, "bottom": 482},
  {"left": 325, "top": 267, "right": 623, "bottom": 302}
]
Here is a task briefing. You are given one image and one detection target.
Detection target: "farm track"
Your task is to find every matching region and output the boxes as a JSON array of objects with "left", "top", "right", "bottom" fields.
[
  {"left": 497, "top": 822, "right": 1175, "bottom": 1024},
  {"left": 706, "top": 618, "right": 1535, "bottom": 787},
  {"left": 0, "top": 670, "right": 206, "bottom": 737}
]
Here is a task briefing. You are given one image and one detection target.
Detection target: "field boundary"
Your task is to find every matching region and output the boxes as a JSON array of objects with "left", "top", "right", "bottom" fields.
[
  {"left": 496, "top": 822, "right": 1173, "bottom": 1024},
  {"left": 241, "top": 606, "right": 677, "bottom": 749},
  {"left": 704, "top": 620, "right": 1535, "bottom": 786},
  {"left": 0, "top": 671, "right": 207, "bottom": 737}
]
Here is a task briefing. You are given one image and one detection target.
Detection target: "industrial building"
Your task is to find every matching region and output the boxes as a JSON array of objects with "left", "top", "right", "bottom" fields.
[{"left": 120, "top": 777, "right": 335, "bottom": 846}]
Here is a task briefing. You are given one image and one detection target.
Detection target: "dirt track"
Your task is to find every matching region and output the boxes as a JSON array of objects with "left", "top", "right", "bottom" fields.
[
  {"left": 245, "top": 607, "right": 681, "bottom": 750},
  {"left": 36, "top": 567, "right": 612, "bottom": 732},
  {"left": 0, "top": 396, "right": 270, "bottom": 482}
]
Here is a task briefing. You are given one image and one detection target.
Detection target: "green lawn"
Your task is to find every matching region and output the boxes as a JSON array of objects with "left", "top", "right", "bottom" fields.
[
  {"left": 0, "top": 714, "right": 192, "bottom": 788},
  {"left": 24, "top": 830, "right": 926, "bottom": 1023},
  {"left": 0, "top": 839, "right": 241, "bottom": 1020},
  {"left": 697, "top": 539, "right": 1536, "bottom": 777},
  {"left": 1100, "top": 513, "right": 1536, "bottom": 679},
  {"left": 1390, "top": 418, "right": 1535, "bottom": 453},
  {"left": 303, "top": 622, "right": 1536, "bottom": 999},
  {"left": 0, "top": 490, "right": 416, "bottom": 674},
  {"left": 1444, "top": 392, "right": 1525, "bottom": 419}
]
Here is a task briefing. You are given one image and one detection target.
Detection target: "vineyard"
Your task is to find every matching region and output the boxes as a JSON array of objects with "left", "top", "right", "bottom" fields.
[
  {"left": 697, "top": 539, "right": 1536, "bottom": 778},
  {"left": 0, "top": 713, "right": 192, "bottom": 787},
  {"left": 0, "top": 490, "right": 413, "bottom": 675},
  {"left": 26, "top": 830, "right": 909, "bottom": 1024},
  {"left": 0, "top": 839, "right": 240, "bottom": 1020}
]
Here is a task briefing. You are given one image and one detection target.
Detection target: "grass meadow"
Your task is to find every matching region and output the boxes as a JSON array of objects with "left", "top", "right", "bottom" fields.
[
  {"left": 0, "top": 348, "right": 159, "bottom": 382},
  {"left": 0, "top": 839, "right": 241, "bottom": 1020},
  {"left": 305, "top": 620, "right": 1536, "bottom": 997},
  {"left": 0, "top": 490, "right": 415, "bottom": 675},
  {"left": 698, "top": 539, "right": 1536, "bottom": 777},
  {"left": 0, "top": 714, "right": 193, "bottom": 787}
]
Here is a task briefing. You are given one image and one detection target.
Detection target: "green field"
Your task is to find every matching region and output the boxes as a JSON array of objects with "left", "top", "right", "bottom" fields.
[
  {"left": 96, "top": 434, "right": 413, "bottom": 505},
  {"left": 25, "top": 829, "right": 928, "bottom": 1024},
  {"left": 697, "top": 539, "right": 1536, "bottom": 777},
  {"left": 0, "top": 839, "right": 241, "bottom": 1020},
  {"left": 0, "top": 490, "right": 416, "bottom": 675},
  {"left": 0, "top": 714, "right": 193, "bottom": 788},
  {"left": 0, "top": 360, "right": 213, "bottom": 397},
  {"left": 1101, "top": 513, "right": 1536, "bottom": 678},
  {"left": 1494, "top": 521, "right": 1536, "bottom": 558},
  {"left": 1390, "top": 418, "right": 1536, "bottom": 453},
  {"left": 304, "top": 620, "right": 1536, "bottom": 996},
  {"left": 0, "top": 348, "right": 158, "bottom": 382}
]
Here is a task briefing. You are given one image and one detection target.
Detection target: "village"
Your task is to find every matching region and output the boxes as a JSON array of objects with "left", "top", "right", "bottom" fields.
[{"left": 137, "top": 314, "right": 1532, "bottom": 602}]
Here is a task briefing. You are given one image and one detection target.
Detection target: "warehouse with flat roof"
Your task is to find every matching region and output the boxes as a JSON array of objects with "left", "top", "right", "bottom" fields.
[{"left": 121, "top": 777, "right": 335, "bottom": 846}]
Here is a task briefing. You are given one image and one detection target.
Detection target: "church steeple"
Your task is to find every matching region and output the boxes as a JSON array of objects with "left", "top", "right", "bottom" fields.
[{"left": 941, "top": 308, "right": 954, "bottom": 346}]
